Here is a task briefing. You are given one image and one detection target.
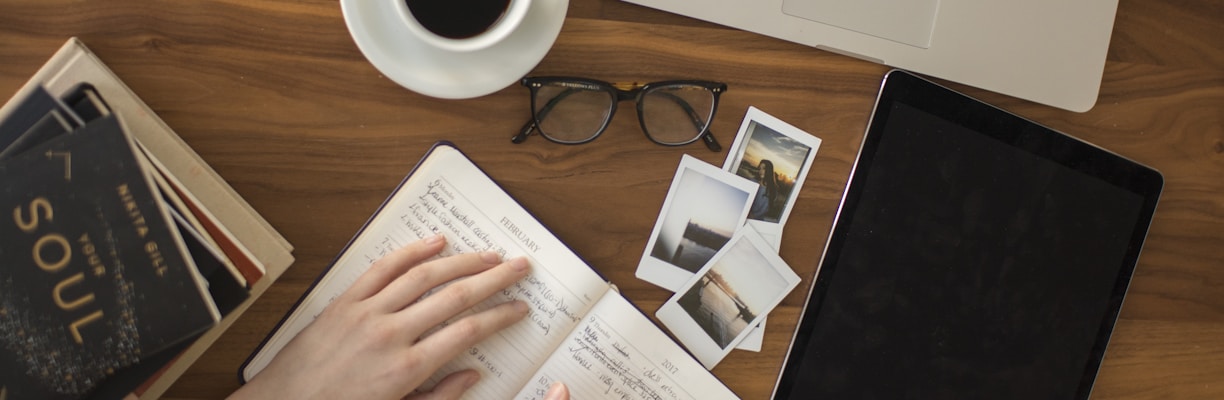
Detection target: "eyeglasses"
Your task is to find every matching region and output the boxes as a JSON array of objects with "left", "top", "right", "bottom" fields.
[{"left": 511, "top": 77, "right": 727, "bottom": 152}]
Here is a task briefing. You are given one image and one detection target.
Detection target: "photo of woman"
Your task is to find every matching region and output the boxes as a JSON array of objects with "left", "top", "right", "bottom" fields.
[
  {"left": 748, "top": 159, "right": 780, "bottom": 220},
  {"left": 732, "top": 122, "right": 812, "bottom": 224}
]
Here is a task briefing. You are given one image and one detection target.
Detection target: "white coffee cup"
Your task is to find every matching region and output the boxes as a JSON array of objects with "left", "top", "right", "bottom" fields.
[{"left": 395, "top": 0, "right": 533, "bottom": 53}]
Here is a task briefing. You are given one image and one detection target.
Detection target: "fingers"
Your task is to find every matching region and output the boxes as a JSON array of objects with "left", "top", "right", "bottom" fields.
[
  {"left": 387, "top": 257, "right": 529, "bottom": 397},
  {"left": 369, "top": 251, "right": 514, "bottom": 313},
  {"left": 544, "top": 382, "right": 570, "bottom": 400},
  {"left": 341, "top": 235, "right": 447, "bottom": 303},
  {"left": 395, "top": 257, "right": 530, "bottom": 329},
  {"left": 410, "top": 300, "right": 530, "bottom": 371}
]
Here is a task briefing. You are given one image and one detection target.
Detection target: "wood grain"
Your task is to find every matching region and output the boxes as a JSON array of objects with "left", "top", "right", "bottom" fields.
[{"left": 1, "top": 0, "right": 1220, "bottom": 398}]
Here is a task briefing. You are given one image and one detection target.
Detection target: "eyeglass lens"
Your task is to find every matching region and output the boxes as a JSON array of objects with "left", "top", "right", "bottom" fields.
[
  {"left": 533, "top": 84, "right": 614, "bottom": 144},
  {"left": 639, "top": 85, "right": 716, "bottom": 144},
  {"left": 531, "top": 81, "right": 717, "bottom": 145}
]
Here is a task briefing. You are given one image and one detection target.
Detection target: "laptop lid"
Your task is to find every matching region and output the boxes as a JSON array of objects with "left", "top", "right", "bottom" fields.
[
  {"left": 771, "top": 70, "right": 1163, "bottom": 399},
  {"left": 620, "top": 0, "right": 1119, "bottom": 112}
]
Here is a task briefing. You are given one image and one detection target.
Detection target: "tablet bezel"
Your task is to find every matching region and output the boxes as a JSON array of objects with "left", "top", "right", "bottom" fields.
[{"left": 771, "top": 70, "right": 1163, "bottom": 399}]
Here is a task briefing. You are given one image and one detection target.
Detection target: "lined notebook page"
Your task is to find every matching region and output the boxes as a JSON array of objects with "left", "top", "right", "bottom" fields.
[
  {"left": 515, "top": 293, "right": 740, "bottom": 400},
  {"left": 243, "top": 145, "right": 610, "bottom": 396}
]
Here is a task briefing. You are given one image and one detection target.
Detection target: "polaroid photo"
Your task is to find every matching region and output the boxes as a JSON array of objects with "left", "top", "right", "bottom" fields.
[
  {"left": 722, "top": 106, "right": 822, "bottom": 248},
  {"left": 723, "top": 107, "right": 819, "bottom": 351},
  {"left": 636, "top": 154, "right": 758, "bottom": 292},
  {"left": 657, "top": 227, "right": 801, "bottom": 369}
]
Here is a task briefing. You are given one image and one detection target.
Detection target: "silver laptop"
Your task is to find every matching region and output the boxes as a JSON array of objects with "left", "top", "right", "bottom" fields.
[{"left": 621, "top": 0, "right": 1119, "bottom": 112}]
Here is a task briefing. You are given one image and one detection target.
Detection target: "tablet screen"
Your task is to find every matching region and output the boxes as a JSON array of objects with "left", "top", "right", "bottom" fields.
[{"left": 772, "top": 71, "right": 1162, "bottom": 399}]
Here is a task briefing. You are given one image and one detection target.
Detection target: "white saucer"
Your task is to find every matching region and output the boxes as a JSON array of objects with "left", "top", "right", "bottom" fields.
[{"left": 340, "top": 0, "right": 569, "bottom": 99}]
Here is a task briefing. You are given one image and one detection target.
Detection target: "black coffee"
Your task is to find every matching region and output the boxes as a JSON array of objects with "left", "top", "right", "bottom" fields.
[{"left": 406, "top": 0, "right": 513, "bottom": 39}]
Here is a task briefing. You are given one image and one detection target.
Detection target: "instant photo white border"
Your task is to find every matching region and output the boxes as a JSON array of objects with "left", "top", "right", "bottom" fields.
[
  {"left": 722, "top": 106, "right": 822, "bottom": 248},
  {"left": 731, "top": 229, "right": 780, "bottom": 350},
  {"left": 724, "top": 107, "right": 819, "bottom": 351},
  {"left": 657, "top": 227, "right": 801, "bottom": 369},
  {"left": 730, "top": 224, "right": 768, "bottom": 352},
  {"left": 636, "top": 154, "right": 758, "bottom": 292}
]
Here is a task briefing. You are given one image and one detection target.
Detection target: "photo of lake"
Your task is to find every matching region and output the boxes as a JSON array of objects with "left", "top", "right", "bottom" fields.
[
  {"left": 650, "top": 168, "right": 751, "bottom": 273},
  {"left": 677, "top": 234, "right": 792, "bottom": 348}
]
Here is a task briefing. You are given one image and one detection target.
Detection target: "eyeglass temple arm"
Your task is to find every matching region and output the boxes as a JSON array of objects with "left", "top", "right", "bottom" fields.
[
  {"left": 511, "top": 87, "right": 583, "bottom": 144},
  {"left": 655, "top": 91, "right": 722, "bottom": 152},
  {"left": 701, "top": 130, "right": 722, "bottom": 152},
  {"left": 512, "top": 119, "right": 537, "bottom": 143}
]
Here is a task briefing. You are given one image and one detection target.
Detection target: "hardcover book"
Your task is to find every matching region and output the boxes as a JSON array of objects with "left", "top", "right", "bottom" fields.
[
  {"left": 0, "top": 85, "right": 61, "bottom": 150},
  {"left": 242, "top": 143, "right": 740, "bottom": 399},
  {"left": 0, "top": 37, "right": 296, "bottom": 399},
  {"left": 0, "top": 85, "right": 82, "bottom": 160},
  {"left": 0, "top": 115, "right": 219, "bottom": 399}
]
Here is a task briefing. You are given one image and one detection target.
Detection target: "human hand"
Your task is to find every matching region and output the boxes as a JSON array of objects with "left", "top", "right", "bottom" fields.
[
  {"left": 543, "top": 381, "right": 570, "bottom": 400},
  {"left": 231, "top": 235, "right": 531, "bottom": 400}
]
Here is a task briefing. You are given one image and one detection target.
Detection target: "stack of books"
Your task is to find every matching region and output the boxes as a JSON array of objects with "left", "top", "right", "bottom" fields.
[{"left": 0, "top": 38, "right": 294, "bottom": 399}]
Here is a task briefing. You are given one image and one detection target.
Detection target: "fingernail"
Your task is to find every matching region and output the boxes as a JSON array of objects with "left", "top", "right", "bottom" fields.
[
  {"left": 425, "top": 234, "right": 445, "bottom": 245},
  {"left": 509, "top": 257, "right": 529, "bottom": 272},
  {"left": 543, "top": 382, "right": 568, "bottom": 400},
  {"left": 480, "top": 251, "right": 502, "bottom": 264},
  {"left": 513, "top": 300, "right": 529, "bottom": 314}
]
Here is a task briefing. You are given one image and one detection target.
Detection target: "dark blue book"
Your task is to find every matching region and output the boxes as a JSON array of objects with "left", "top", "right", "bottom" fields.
[
  {"left": 0, "top": 115, "right": 219, "bottom": 399},
  {"left": 0, "top": 85, "right": 85, "bottom": 161},
  {"left": 0, "top": 86, "right": 63, "bottom": 150}
]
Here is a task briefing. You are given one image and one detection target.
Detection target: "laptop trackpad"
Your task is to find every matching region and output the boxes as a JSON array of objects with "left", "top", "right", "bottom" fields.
[{"left": 782, "top": 0, "right": 940, "bottom": 48}]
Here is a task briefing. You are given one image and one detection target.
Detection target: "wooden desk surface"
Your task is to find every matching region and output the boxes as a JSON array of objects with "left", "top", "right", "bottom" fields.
[{"left": 2, "top": 0, "right": 1220, "bottom": 398}]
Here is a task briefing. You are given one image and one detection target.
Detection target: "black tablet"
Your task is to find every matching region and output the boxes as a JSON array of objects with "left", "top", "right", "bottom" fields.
[{"left": 772, "top": 70, "right": 1163, "bottom": 399}]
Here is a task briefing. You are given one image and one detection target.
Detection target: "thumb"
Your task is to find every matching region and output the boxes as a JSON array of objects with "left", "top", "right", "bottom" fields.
[{"left": 543, "top": 382, "right": 569, "bottom": 400}]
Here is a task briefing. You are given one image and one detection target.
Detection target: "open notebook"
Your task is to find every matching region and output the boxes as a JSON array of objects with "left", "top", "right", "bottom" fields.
[{"left": 241, "top": 143, "right": 739, "bottom": 399}]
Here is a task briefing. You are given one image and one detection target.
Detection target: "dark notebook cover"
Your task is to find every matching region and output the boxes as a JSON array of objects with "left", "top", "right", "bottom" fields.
[
  {"left": 0, "top": 85, "right": 84, "bottom": 161},
  {"left": 0, "top": 115, "right": 218, "bottom": 399},
  {"left": 0, "top": 86, "right": 63, "bottom": 150},
  {"left": 60, "top": 83, "right": 111, "bottom": 124}
]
